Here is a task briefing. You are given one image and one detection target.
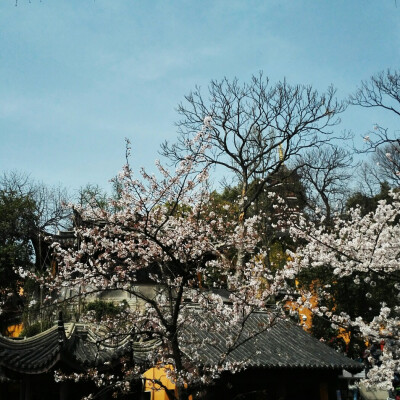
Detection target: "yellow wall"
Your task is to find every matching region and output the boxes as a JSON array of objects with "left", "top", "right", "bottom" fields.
[
  {"left": 143, "top": 365, "right": 177, "bottom": 400},
  {"left": 142, "top": 365, "right": 193, "bottom": 400},
  {"left": 287, "top": 280, "right": 351, "bottom": 344},
  {"left": 6, "top": 323, "right": 23, "bottom": 337}
]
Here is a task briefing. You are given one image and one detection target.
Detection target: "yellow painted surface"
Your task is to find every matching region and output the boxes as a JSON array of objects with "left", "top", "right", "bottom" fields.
[
  {"left": 287, "top": 279, "right": 352, "bottom": 344},
  {"left": 286, "top": 284, "right": 317, "bottom": 332},
  {"left": 338, "top": 327, "right": 351, "bottom": 344},
  {"left": 142, "top": 365, "right": 192, "bottom": 400},
  {"left": 6, "top": 323, "right": 23, "bottom": 337},
  {"left": 143, "top": 365, "right": 177, "bottom": 400}
]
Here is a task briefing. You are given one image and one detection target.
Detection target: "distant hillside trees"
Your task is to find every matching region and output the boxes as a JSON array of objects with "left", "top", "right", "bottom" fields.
[{"left": 0, "top": 172, "right": 69, "bottom": 333}]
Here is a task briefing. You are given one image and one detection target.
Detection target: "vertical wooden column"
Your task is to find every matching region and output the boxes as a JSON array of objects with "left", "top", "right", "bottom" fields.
[
  {"left": 19, "top": 379, "right": 24, "bottom": 400},
  {"left": 320, "top": 381, "right": 329, "bottom": 400},
  {"left": 59, "top": 381, "right": 69, "bottom": 400},
  {"left": 277, "top": 384, "right": 287, "bottom": 400},
  {"left": 21, "top": 376, "right": 31, "bottom": 400}
]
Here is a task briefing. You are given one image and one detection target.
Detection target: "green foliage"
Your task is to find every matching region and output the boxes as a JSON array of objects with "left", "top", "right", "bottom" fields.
[
  {"left": 0, "top": 190, "right": 37, "bottom": 279},
  {"left": 19, "top": 320, "right": 53, "bottom": 338},
  {"left": 267, "top": 242, "right": 288, "bottom": 270},
  {"left": 300, "top": 267, "right": 398, "bottom": 322},
  {"left": 297, "top": 264, "right": 399, "bottom": 358},
  {"left": 0, "top": 190, "right": 38, "bottom": 332},
  {"left": 78, "top": 183, "right": 109, "bottom": 210},
  {"left": 86, "top": 300, "right": 127, "bottom": 321},
  {"left": 346, "top": 182, "right": 392, "bottom": 216},
  {"left": 212, "top": 169, "right": 306, "bottom": 252}
]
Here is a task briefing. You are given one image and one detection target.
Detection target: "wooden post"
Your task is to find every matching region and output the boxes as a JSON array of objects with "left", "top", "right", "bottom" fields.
[
  {"left": 320, "top": 381, "right": 329, "bottom": 400},
  {"left": 21, "top": 376, "right": 31, "bottom": 400},
  {"left": 59, "top": 381, "right": 69, "bottom": 400}
]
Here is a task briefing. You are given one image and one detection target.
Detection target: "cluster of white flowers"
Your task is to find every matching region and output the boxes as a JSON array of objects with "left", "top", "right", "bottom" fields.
[
  {"left": 38, "top": 130, "right": 287, "bottom": 397},
  {"left": 286, "top": 191, "right": 400, "bottom": 390}
]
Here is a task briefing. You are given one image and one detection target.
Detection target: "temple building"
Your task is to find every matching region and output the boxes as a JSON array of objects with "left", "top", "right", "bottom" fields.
[{"left": 0, "top": 312, "right": 362, "bottom": 400}]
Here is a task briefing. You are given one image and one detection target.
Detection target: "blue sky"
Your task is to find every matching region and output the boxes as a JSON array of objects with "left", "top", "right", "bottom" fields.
[{"left": 1, "top": 1, "right": 400, "bottom": 192}]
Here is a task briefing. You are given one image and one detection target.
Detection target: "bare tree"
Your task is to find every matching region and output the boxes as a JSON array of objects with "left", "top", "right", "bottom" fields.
[
  {"left": 371, "top": 142, "right": 400, "bottom": 187},
  {"left": 162, "top": 73, "right": 346, "bottom": 269},
  {"left": 0, "top": 171, "right": 71, "bottom": 271},
  {"left": 0, "top": 171, "right": 71, "bottom": 332},
  {"left": 162, "top": 73, "right": 346, "bottom": 220},
  {"left": 350, "top": 70, "right": 400, "bottom": 188},
  {"left": 77, "top": 183, "right": 109, "bottom": 209},
  {"left": 296, "top": 145, "right": 354, "bottom": 223},
  {"left": 350, "top": 69, "right": 400, "bottom": 128},
  {"left": 350, "top": 69, "right": 400, "bottom": 152}
]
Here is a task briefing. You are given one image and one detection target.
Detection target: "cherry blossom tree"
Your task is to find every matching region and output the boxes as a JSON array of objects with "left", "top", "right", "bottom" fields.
[
  {"left": 36, "top": 124, "right": 286, "bottom": 399},
  {"left": 285, "top": 190, "right": 400, "bottom": 391}
]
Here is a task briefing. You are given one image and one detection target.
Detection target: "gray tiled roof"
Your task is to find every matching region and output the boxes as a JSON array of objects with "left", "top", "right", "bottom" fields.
[
  {"left": 0, "top": 313, "right": 362, "bottom": 376},
  {"left": 0, "top": 324, "right": 62, "bottom": 374},
  {"left": 0, "top": 322, "right": 153, "bottom": 375},
  {"left": 183, "top": 312, "right": 362, "bottom": 372},
  {"left": 65, "top": 324, "right": 158, "bottom": 368}
]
